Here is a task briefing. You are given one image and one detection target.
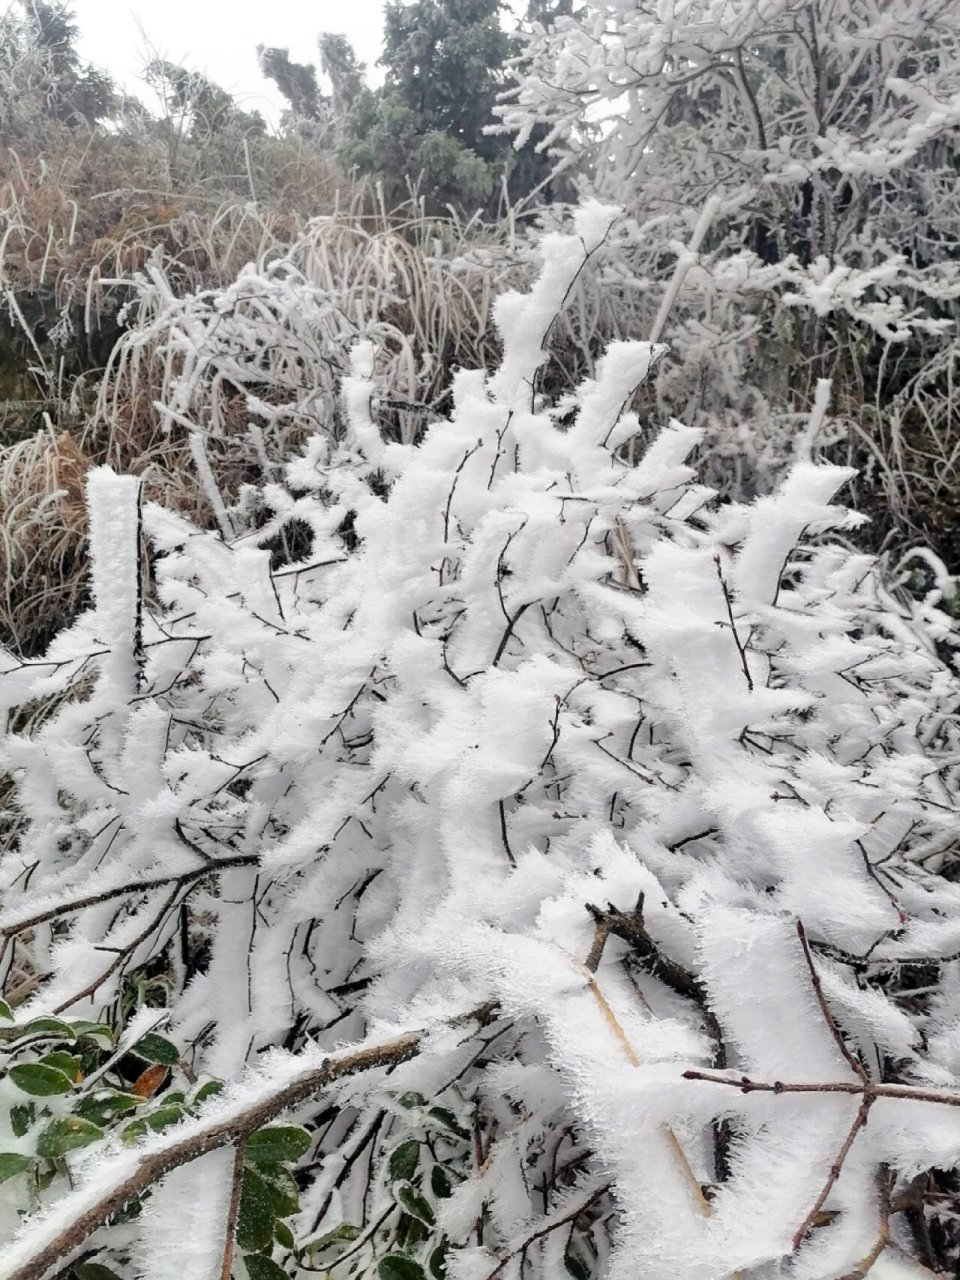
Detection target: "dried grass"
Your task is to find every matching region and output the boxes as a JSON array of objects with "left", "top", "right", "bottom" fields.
[{"left": 0, "top": 428, "right": 90, "bottom": 654}]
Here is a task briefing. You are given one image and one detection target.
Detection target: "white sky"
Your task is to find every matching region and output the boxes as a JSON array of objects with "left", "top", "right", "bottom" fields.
[{"left": 65, "top": 0, "right": 388, "bottom": 125}]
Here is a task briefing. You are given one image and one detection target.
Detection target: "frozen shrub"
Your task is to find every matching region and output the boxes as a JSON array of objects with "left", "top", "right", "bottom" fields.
[{"left": 1, "top": 208, "right": 960, "bottom": 1278}]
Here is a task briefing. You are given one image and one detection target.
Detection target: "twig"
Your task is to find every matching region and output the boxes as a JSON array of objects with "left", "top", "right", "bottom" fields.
[
  {"left": 681, "top": 1068, "right": 960, "bottom": 1109},
  {"left": 220, "top": 1140, "right": 246, "bottom": 1280},
  {"left": 491, "top": 600, "right": 532, "bottom": 667},
  {"left": 585, "top": 900, "right": 706, "bottom": 1005},
  {"left": 482, "top": 1183, "right": 612, "bottom": 1279},
  {"left": 0, "top": 853, "right": 261, "bottom": 938},
  {"left": 51, "top": 887, "right": 181, "bottom": 1014},
  {"left": 796, "top": 920, "right": 867, "bottom": 1081},
  {"left": 792, "top": 1096, "right": 874, "bottom": 1250},
  {"left": 713, "top": 555, "right": 753, "bottom": 692},
  {"left": 838, "top": 1169, "right": 891, "bottom": 1279}
]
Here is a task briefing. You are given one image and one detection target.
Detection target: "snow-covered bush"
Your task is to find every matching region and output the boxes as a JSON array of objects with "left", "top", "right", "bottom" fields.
[
  {"left": 2, "top": 207, "right": 960, "bottom": 1279},
  {"left": 498, "top": 0, "right": 960, "bottom": 553}
]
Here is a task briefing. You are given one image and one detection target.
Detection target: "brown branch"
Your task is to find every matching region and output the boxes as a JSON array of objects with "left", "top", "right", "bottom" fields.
[
  {"left": 585, "top": 899, "right": 706, "bottom": 1005},
  {"left": 796, "top": 920, "right": 867, "bottom": 1081},
  {"left": 584, "top": 915, "right": 611, "bottom": 974},
  {"left": 0, "top": 853, "right": 260, "bottom": 938},
  {"left": 220, "top": 1140, "right": 247, "bottom": 1280},
  {"left": 792, "top": 1096, "right": 874, "bottom": 1250},
  {"left": 681, "top": 1069, "right": 960, "bottom": 1109}
]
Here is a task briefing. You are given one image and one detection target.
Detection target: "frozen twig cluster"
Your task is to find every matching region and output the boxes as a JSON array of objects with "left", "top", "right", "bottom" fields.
[{"left": 1, "top": 206, "right": 960, "bottom": 1278}]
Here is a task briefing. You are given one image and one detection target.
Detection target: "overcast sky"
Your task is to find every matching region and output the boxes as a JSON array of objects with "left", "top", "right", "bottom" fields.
[{"left": 66, "top": 0, "right": 388, "bottom": 124}]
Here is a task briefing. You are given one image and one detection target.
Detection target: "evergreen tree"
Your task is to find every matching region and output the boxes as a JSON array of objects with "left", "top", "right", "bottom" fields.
[
  {"left": 340, "top": 0, "right": 548, "bottom": 214},
  {"left": 318, "top": 33, "right": 365, "bottom": 134},
  {"left": 1, "top": 1, "right": 114, "bottom": 131},
  {"left": 146, "top": 59, "right": 266, "bottom": 144},
  {"left": 257, "top": 45, "right": 324, "bottom": 123}
]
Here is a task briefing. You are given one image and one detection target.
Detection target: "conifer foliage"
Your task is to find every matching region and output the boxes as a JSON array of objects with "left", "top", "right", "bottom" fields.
[{"left": 2, "top": 209, "right": 960, "bottom": 1279}]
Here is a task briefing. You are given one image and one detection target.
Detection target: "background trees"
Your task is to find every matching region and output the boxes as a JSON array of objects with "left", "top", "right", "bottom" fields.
[
  {"left": 499, "top": 0, "right": 960, "bottom": 560},
  {"left": 0, "top": 0, "right": 114, "bottom": 139}
]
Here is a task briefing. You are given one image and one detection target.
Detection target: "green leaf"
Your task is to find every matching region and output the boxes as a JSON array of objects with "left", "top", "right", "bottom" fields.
[
  {"left": 121, "top": 1119, "right": 148, "bottom": 1145},
  {"left": 378, "top": 1257, "right": 426, "bottom": 1280},
  {"left": 274, "top": 1219, "right": 295, "bottom": 1249},
  {"left": 245, "top": 1125, "right": 311, "bottom": 1165},
  {"left": 8, "top": 1062, "right": 74, "bottom": 1096},
  {"left": 36, "top": 1116, "right": 103, "bottom": 1158},
  {"left": 21, "top": 1017, "right": 76, "bottom": 1041},
  {"left": 11, "top": 1103, "right": 34, "bottom": 1137},
  {"left": 72, "top": 1021, "right": 115, "bottom": 1045},
  {"left": 429, "top": 1243, "right": 449, "bottom": 1279},
  {"left": 0, "top": 999, "right": 13, "bottom": 1021},
  {"left": 427, "top": 1107, "right": 469, "bottom": 1138},
  {"left": 76, "top": 1092, "right": 143, "bottom": 1126},
  {"left": 304, "top": 1223, "right": 360, "bottom": 1258},
  {"left": 40, "top": 1051, "right": 82, "bottom": 1079},
  {"left": 0, "top": 1152, "right": 33, "bottom": 1184},
  {"left": 564, "top": 1255, "right": 590, "bottom": 1280},
  {"left": 193, "top": 1079, "right": 224, "bottom": 1104},
  {"left": 131, "top": 1033, "right": 180, "bottom": 1066},
  {"left": 75, "top": 1265, "right": 125, "bottom": 1280},
  {"left": 430, "top": 1166, "right": 452, "bottom": 1199},
  {"left": 244, "top": 1257, "right": 289, "bottom": 1280},
  {"left": 394, "top": 1181, "right": 435, "bottom": 1226},
  {"left": 252, "top": 1162, "right": 300, "bottom": 1217},
  {"left": 389, "top": 1139, "right": 420, "bottom": 1182},
  {"left": 237, "top": 1167, "right": 277, "bottom": 1252},
  {"left": 397, "top": 1091, "right": 426, "bottom": 1109},
  {"left": 397, "top": 1216, "right": 429, "bottom": 1249},
  {"left": 145, "top": 1105, "right": 185, "bottom": 1133}
]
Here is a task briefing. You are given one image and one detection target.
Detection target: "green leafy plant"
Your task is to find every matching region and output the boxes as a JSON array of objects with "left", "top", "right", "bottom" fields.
[{"left": 0, "top": 1011, "right": 185, "bottom": 1201}]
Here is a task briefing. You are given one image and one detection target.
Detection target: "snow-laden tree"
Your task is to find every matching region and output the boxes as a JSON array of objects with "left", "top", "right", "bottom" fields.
[
  {"left": 2, "top": 207, "right": 960, "bottom": 1279},
  {"left": 497, "top": 0, "right": 960, "bottom": 556}
]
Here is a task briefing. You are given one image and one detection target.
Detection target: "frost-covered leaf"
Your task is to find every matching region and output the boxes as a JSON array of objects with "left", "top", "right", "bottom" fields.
[
  {"left": 131, "top": 1033, "right": 180, "bottom": 1066},
  {"left": 395, "top": 1181, "right": 436, "bottom": 1226},
  {"left": 9, "top": 1063, "right": 74, "bottom": 1096},
  {"left": 389, "top": 1139, "right": 421, "bottom": 1182},
  {"left": 35, "top": 1116, "right": 103, "bottom": 1158},
  {"left": 237, "top": 1167, "right": 278, "bottom": 1252},
  {"left": 378, "top": 1256, "right": 426, "bottom": 1280},
  {"left": 244, "top": 1257, "right": 289, "bottom": 1280},
  {"left": 245, "top": 1125, "right": 311, "bottom": 1165},
  {"left": 0, "top": 1153, "right": 33, "bottom": 1184}
]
